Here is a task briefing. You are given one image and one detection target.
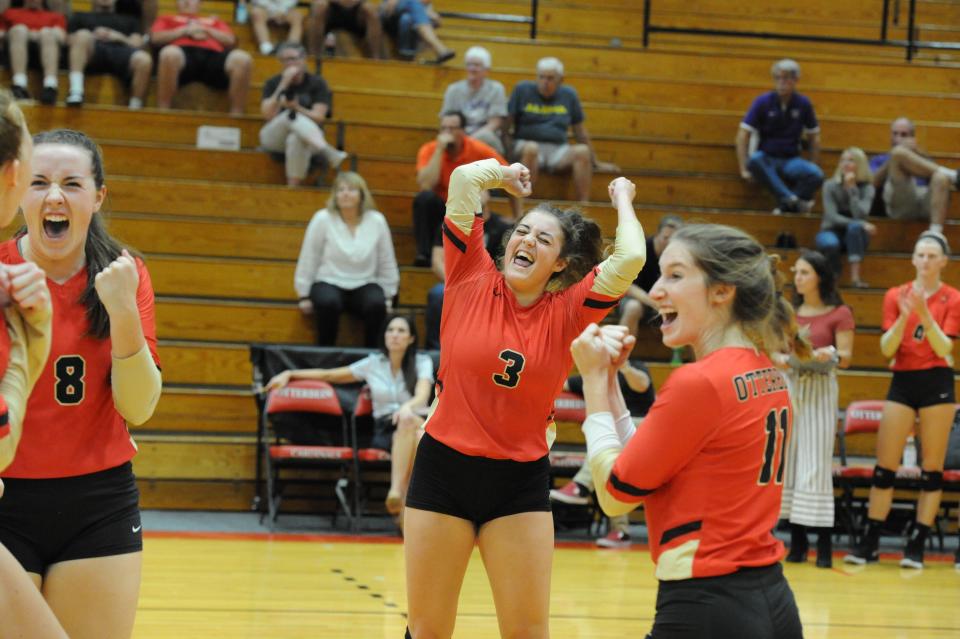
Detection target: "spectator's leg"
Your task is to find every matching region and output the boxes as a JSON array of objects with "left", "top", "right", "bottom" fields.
[
  {"left": 553, "top": 143, "right": 593, "bottom": 203},
  {"left": 285, "top": 8, "right": 305, "bottom": 44},
  {"left": 571, "top": 463, "right": 594, "bottom": 491},
  {"left": 519, "top": 141, "right": 541, "bottom": 192},
  {"left": 288, "top": 113, "right": 347, "bottom": 168},
  {"left": 250, "top": 5, "right": 273, "bottom": 55},
  {"left": 307, "top": 0, "right": 330, "bottom": 57},
  {"left": 401, "top": 0, "right": 450, "bottom": 59},
  {"left": 156, "top": 45, "right": 185, "bottom": 109},
  {"left": 814, "top": 229, "right": 843, "bottom": 277},
  {"left": 127, "top": 50, "right": 152, "bottom": 108},
  {"left": 394, "top": 10, "right": 416, "bottom": 58},
  {"left": 308, "top": 281, "right": 343, "bottom": 345},
  {"left": 224, "top": 49, "right": 253, "bottom": 115},
  {"left": 844, "top": 221, "right": 868, "bottom": 285},
  {"left": 782, "top": 156, "right": 824, "bottom": 203},
  {"left": 747, "top": 151, "right": 795, "bottom": 207},
  {"left": 7, "top": 25, "right": 30, "bottom": 94},
  {"left": 619, "top": 298, "right": 644, "bottom": 338},
  {"left": 38, "top": 27, "right": 65, "bottom": 103},
  {"left": 66, "top": 29, "right": 94, "bottom": 105},
  {"left": 928, "top": 169, "right": 952, "bottom": 230},
  {"left": 888, "top": 144, "right": 943, "bottom": 182},
  {"left": 141, "top": 0, "right": 158, "bottom": 34},
  {"left": 412, "top": 190, "right": 445, "bottom": 266},
  {"left": 284, "top": 131, "right": 311, "bottom": 186},
  {"left": 357, "top": 1, "right": 384, "bottom": 59},
  {"left": 349, "top": 282, "right": 387, "bottom": 348},
  {"left": 424, "top": 282, "right": 444, "bottom": 350}
]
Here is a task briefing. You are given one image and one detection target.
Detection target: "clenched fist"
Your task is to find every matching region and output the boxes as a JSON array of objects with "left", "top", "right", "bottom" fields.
[{"left": 94, "top": 249, "right": 140, "bottom": 316}]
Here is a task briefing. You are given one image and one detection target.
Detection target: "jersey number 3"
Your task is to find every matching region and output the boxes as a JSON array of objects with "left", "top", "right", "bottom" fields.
[
  {"left": 758, "top": 407, "right": 789, "bottom": 485},
  {"left": 55, "top": 355, "right": 86, "bottom": 405},
  {"left": 492, "top": 350, "right": 525, "bottom": 389}
]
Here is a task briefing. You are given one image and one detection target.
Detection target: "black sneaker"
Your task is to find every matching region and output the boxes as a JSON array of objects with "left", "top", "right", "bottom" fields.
[
  {"left": 10, "top": 85, "right": 30, "bottom": 100},
  {"left": 39, "top": 86, "right": 57, "bottom": 105},
  {"left": 816, "top": 534, "right": 833, "bottom": 569},
  {"left": 843, "top": 536, "right": 879, "bottom": 565},
  {"left": 900, "top": 536, "right": 924, "bottom": 570}
]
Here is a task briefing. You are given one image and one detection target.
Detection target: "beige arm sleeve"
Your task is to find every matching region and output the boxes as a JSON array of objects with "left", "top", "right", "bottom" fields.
[
  {"left": 112, "top": 344, "right": 162, "bottom": 426},
  {"left": 445, "top": 159, "right": 505, "bottom": 235},
  {"left": 589, "top": 446, "right": 640, "bottom": 517},
  {"left": 592, "top": 214, "right": 647, "bottom": 299}
]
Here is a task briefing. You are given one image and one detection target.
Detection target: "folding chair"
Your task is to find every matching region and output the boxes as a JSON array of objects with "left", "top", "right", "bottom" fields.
[
  {"left": 549, "top": 391, "right": 605, "bottom": 534},
  {"left": 834, "top": 399, "right": 885, "bottom": 543},
  {"left": 350, "top": 385, "right": 392, "bottom": 530},
  {"left": 262, "top": 380, "right": 355, "bottom": 530}
]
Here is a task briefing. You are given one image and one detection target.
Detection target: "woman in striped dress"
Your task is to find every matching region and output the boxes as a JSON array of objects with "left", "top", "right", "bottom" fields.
[{"left": 779, "top": 249, "right": 854, "bottom": 568}]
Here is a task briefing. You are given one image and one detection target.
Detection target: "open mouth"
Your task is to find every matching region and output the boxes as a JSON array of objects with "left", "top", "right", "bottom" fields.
[
  {"left": 43, "top": 214, "right": 69, "bottom": 240},
  {"left": 512, "top": 249, "right": 534, "bottom": 269},
  {"left": 659, "top": 311, "right": 677, "bottom": 328}
]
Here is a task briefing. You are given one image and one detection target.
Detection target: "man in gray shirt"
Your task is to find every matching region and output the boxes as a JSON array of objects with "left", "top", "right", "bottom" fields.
[{"left": 440, "top": 45, "right": 507, "bottom": 155}]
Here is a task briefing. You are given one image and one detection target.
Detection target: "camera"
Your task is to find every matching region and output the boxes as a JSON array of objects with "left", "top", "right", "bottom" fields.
[{"left": 284, "top": 88, "right": 298, "bottom": 120}]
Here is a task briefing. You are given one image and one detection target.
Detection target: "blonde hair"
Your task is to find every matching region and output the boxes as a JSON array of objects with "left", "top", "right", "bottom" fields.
[
  {"left": 832, "top": 146, "right": 872, "bottom": 183},
  {"left": 325, "top": 171, "right": 376, "bottom": 216},
  {"left": 0, "top": 90, "right": 26, "bottom": 166}
]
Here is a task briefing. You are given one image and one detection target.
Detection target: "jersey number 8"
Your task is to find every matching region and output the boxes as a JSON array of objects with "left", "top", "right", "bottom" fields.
[{"left": 55, "top": 355, "right": 86, "bottom": 405}]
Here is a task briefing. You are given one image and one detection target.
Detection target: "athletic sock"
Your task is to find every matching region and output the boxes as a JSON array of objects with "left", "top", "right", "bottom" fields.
[
  {"left": 68, "top": 71, "right": 84, "bottom": 95},
  {"left": 12, "top": 73, "right": 27, "bottom": 87}
]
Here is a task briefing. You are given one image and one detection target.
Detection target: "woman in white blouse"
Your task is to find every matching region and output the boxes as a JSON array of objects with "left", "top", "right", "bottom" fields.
[
  {"left": 294, "top": 172, "right": 400, "bottom": 346},
  {"left": 266, "top": 314, "right": 434, "bottom": 517}
]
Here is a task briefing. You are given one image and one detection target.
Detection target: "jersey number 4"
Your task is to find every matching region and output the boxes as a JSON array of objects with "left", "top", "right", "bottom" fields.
[
  {"left": 758, "top": 407, "right": 789, "bottom": 485},
  {"left": 55, "top": 355, "right": 86, "bottom": 405},
  {"left": 492, "top": 350, "right": 525, "bottom": 388}
]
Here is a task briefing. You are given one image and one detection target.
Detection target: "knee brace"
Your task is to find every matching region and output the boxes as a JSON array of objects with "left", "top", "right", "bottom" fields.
[
  {"left": 920, "top": 470, "right": 944, "bottom": 492},
  {"left": 872, "top": 465, "right": 897, "bottom": 489}
]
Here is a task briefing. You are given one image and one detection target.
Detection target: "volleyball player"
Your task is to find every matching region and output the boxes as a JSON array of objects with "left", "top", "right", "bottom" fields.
[
  {"left": 576, "top": 224, "right": 803, "bottom": 638},
  {"left": 0, "top": 90, "right": 66, "bottom": 639},
  {"left": 402, "top": 158, "right": 646, "bottom": 638},
  {"left": 845, "top": 231, "right": 960, "bottom": 569},
  {"left": 0, "top": 129, "right": 162, "bottom": 638}
]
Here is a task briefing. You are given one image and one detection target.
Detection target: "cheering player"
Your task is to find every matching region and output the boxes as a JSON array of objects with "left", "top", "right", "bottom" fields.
[
  {"left": 576, "top": 224, "right": 803, "bottom": 639},
  {"left": 845, "top": 231, "right": 960, "bottom": 569},
  {"left": 402, "top": 158, "right": 645, "bottom": 638},
  {"left": 0, "top": 129, "right": 162, "bottom": 638}
]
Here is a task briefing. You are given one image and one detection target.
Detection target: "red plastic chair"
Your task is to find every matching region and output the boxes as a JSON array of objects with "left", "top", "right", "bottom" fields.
[{"left": 350, "top": 385, "right": 392, "bottom": 530}]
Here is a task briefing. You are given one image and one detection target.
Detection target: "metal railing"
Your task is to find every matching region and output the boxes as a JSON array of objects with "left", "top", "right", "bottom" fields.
[
  {"left": 641, "top": 0, "right": 960, "bottom": 62},
  {"left": 440, "top": 0, "right": 539, "bottom": 40}
]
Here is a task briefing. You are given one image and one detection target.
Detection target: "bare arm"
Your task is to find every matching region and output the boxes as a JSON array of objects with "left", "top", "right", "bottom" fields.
[
  {"left": 571, "top": 122, "right": 596, "bottom": 163},
  {"left": 266, "top": 366, "right": 360, "bottom": 390},
  {"left": 735, "top": 127, "right": 752, "bottom": 179},
  {"left": 880, "top": 313, "right": 908, "bottom": 359},
  {"left": 416, "top": 141, "right": 447, "bottom": 192},
  {"left": 807, "top": 132, "right": 821, "bottom": 166},
  {"left": 619, "top": 361, "right": 651, "bottom": 393},
  {"left": 835, "top": 328, "right": 854, "bottom": 369},
  {"left": 430, "top": 244, "right": 445, "bottom": 281}
]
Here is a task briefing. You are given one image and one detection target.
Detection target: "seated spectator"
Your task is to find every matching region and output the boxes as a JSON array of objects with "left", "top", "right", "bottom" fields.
[
  {"left": 619, "top": 214, "right": 682, "bottom": 337},
  {"left": 151, "top": 0, "right": 253, "bottom": 114},
  {"left": 308, "top": 0, "right": 382, "bottom": 60},
  {"left": 380, "top": 0, "right": 452, "bottom": 64},
  {"left": 294, "top": 171, "right": 399, "bottom": 347},
  {"left": 550, "top": 358, "right": 656, "bottom": 548},
  {"left": 440, "top": 45, "right": 506, "bottom": 155},
  {"left": 249, "top": 0, "right": 304, "bottom": 56},
  {"left": 260, "top": 43, "right": 347, "bottom": 186},
  {"left": 817, "top": 147, "right": 875, "bottom": 287},
  {"left": 266, "top": 314, "right": 432, "bottom": 521},
  {"left": 424, "top": 190, "right": 510, "bottom": 350},
  {"left": 871, "top": 117, "right": 960, "bottom": 234},
  {"left": 65, "top": 0, "right": 153, "bottom": 108},
  {"left": 4, "top": 0, "right": 67, "bottom": 104},
  {"left": 507, "top": 56, "right": 617, "bottom": 203},
  {"left": 412, "top": 110, "right": 507, "bottom": 266},
  {"left": 736, "top": 58, "right": 824, "bottom": 214}
]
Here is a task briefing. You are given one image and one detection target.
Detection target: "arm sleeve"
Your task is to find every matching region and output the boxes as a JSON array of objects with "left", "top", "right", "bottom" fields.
[
  {"left": 588, "top": 211, "right": 647, "bottom": 301},
  {"left": 294, "top": 211, "right": 325, "bottom": 299},
  {"left": 849, "top": 183, "right": 875, "bottom": 219},
  {"left": 821, "top": 180, "right": 855, "bottom": 227},
  {"left": 837, "top": 305, "right": 856, "bottom": 332},
  {"left": 374, "top": 214, "right": 400, "bottom": 299},
  {"left": 441, "top": 161, "right": 504, "bottom": 287},
  {"left": 740, "top": 96, "right": 764, "bottom": 132},
  {"left": 802, "top": 99, "right": 820, "bottom": 133},
  {"left": 112, "top": 263, "right": 162, "bottom": 426}
]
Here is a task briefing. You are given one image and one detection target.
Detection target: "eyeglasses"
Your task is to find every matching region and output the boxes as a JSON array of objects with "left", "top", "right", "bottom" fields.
[{"left": 279, "top": 55, "right": 305, "bottom": 63}]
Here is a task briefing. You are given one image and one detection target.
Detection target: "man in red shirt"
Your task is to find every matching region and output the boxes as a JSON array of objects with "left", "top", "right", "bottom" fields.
[
  {"left": 412, "top": 110, "right": 509, "bottom": 266},
  {"left": 151, "top": 0, "right": 252, "bottom": 114},
  {"left": 4, "top": 0, "right": 67, "bottom": 104}
]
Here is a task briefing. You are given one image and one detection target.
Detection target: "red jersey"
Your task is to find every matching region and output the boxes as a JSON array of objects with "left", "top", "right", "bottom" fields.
[
  {"left": 607, "top": 348, "right": 792, "bottom": 579},
  {"left": 882, "top": 282, "right": 960, "bottom": 371},
  {"left": 424, "top": 215, "right": 621, "bottom": 461},
  {"left": 0, "top": 314, "right": 9, "bottom": 440},
  {"left": 2, "top": 8, "right": 67, "bottom": 31},
  {"left": 416, "top": 137, "right": 506, "bottom": 201},
  {"left": 0, "top": 240, "right": 160, "bottom": 478},
  {"left": 150, "top": 14, "right": 233, "bottom": 53}
]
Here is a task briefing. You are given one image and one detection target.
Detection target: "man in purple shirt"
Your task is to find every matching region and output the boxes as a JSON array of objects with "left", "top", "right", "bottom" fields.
[
  {"left": 735, "top": 59, "right": 823, "bottom": 214},
  {"left": 870, "top": 117, "right": 960, "bottom": 233}
]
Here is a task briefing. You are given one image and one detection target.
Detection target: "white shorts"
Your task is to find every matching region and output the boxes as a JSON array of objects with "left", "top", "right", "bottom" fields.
[
  {"left": 883, "top": 174, "right": 931, "bottom": 220},
  {"left": 512, "top": 139, "right": 570, "bottom": 172},
  {"left": 251, "top": 0, "right": 299, "bottom": 18}
]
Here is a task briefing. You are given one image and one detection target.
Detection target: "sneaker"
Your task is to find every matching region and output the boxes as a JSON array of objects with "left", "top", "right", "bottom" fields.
[
  {"left": 65, "top": 91, "right": 83, "bottom": 107},
  {"left": 549, "top": 481, "right": 590, "bottom": 505},
  {"left": 797, "top": 199, "right": 815, "bottom": 213},
  {"left": 596, "top": 530, "right": 631, "bottom": 549},
  {"left": 10, "top": 85, "right": 30, "bottom": 100},
  {"left": 899, "top": 536, "right": 925, "bottom": 570},
  {"left": 843, "top": 536, "right": 879, "bottom": 565},
  {"left": 778, "top": 196, "right": 800, "bottom": 214},
  {"left": 39, "top": 86, "right": 57, "bottom": 105},
  {"left": 259, "top": 41, "right": 274, "bottom": 56}
]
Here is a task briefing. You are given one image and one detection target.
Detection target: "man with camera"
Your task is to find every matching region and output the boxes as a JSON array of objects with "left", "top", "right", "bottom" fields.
[
  {"left": 260, "top": 42, "right": 348, "bottom": 186},
  {"left": 411, "top": 110, "right": 506, "bottom": 266}
]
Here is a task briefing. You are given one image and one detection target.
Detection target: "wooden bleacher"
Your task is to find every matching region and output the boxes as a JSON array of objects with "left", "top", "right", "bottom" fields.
[{"left": 14, "top": 0, "right": 960, "bottom": 512}]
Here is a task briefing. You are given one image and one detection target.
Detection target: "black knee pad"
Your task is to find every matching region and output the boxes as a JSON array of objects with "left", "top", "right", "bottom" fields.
[
  {"left": 920, "top": 470, "right": 944, "bottom": 492},
  {"left": 872, "top": 465, "right": 897, "bottom": 489}
]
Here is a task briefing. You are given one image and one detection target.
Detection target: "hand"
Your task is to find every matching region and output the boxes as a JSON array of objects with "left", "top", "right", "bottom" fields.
[
  {"left": 570, "top": 323, "right": 613, "bottom": 376},
  {"left": 740, "top": 169, "right": 753, "bottom": 182},
  {"left": 299, "top": 299, "right": 314, "bottom": 314},
  {"left": 909, "top": 284, "right": 931, "bottom": 321},
  {"left": 599, "top": 324, "right": 634, "bottom": 366},
  {"left": 812, "top": 345, "right": 837, "bottom": 363},
  {"left": 842, "top": 171, "right": 857, "bottom": 188},
  {"left": 607, "top": 177, "right": 636, "bottom": 207},
  {"left": 93, "top": 249, "right": 140, "bottom": 316},
  {"left": 392, "top": 404, "right": 416, "bottom": 426},
  {"left": 4, "top": 261, "right": 51, "bottom": 313},
  {"left": 898, "top": 286, "right": 920, "bottom": 318},
  {"left": 863, "top": 221, "right": 877, "bottom": 236},
  {"left": 501, "top": 162, "right": 532, "bottom": 198},
  {"left": 280, "top": 65, "right": 300, "bottom": 86},
  {"left": 266, "top": 370, "right": 292, "bottom": 391},
  {"left": 771, "top": 352, "right": 791, "bottom": 368},
  {"left": 188, "top": 25, "right": 206, "bottom": 39},
  {"left": 281, "top": 97, "right": 298, "bottom": 111},
  {"left": 436, "top": 132, "right": 455, "bottom": 149},
  {"left": 93, "top": 26, "right": 111, "bottom": 40}
]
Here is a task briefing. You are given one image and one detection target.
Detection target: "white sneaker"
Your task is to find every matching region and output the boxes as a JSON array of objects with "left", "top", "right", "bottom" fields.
[{"left": 259, "top": 42, "right": 274, "bottom": 56}]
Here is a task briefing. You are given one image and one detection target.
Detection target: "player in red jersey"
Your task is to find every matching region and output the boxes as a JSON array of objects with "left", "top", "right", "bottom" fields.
[
  {"left": 0, "top": 129, "right": 162, "bottom": 639},
  {"left": 402, "top": 158, "right": 646, "bottom": 638},
  {"left": 577, "top": 224, "right": 803, "bottom": 639},
  {"left": 0, "top": 91, "right": 67, "bottom": 639},
  {"left": 845, "top": 231, "right": 960, "bottom": 569}
]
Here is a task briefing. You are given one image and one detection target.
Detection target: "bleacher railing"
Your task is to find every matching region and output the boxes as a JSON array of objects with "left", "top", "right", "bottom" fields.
[
  {"left": 641, "top": 0, "right": 960, "bottom": 62},
  {"left": 440, "top": 0, "right": 539, "bottom": 40}
]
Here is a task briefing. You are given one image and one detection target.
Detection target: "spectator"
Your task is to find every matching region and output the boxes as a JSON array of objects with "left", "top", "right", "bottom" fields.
[
  {"left": 619, "top": 214, "right": 682, "bottom": 337},
  {"left": 508, "top": 56, "right": 617, "bottom": 203},
  {"left": 412, "top": 110, "right": 506, "bottom": 266},
  {"left": 294, "top": 171, "right": 399, "bottom": 347},
  {"left": 151, "top": 0, "right": 253, "bottom": 115},
  {"left": 65, "top": 0, "right": 153, "bottom": 108},
  {"left": 259, "top": 43, "right": 347, "bottom": 186},
  {"left": 424, "top": 190, "right": 510, "bottom": 350},
  {"left": 380, "top": 0, "right": 452, "bottom": 64},
  {"left": 817, "top": 147, "right": 876, "bottom": 287},
  {"left": 249, "top": 0, "right": 304, "bottom": 56},
  {"left": 307, "top": 0, "right": 382, "bottom": 60},
  {"left": 550, "top": 358, "right": 656, "bottom": 548},
  {"left": 266, "top": 314, "right": 433, "bottom": 520},
  {"left": 4, "top": 0, "right": 67, "bottom": 104},
  {"left": 870, "top": 117, "right": 960, "bottom": 234},
  {"left": 736, "top": 58, "right": 823, "bottom": 214},
  {"left": 440, "top": 45, "right": 506, "bottom": 155}
]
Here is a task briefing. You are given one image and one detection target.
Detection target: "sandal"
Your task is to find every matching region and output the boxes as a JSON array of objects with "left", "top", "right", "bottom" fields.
[{"left": 430, "top": 50, "right": 456, "bottom": 65}]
